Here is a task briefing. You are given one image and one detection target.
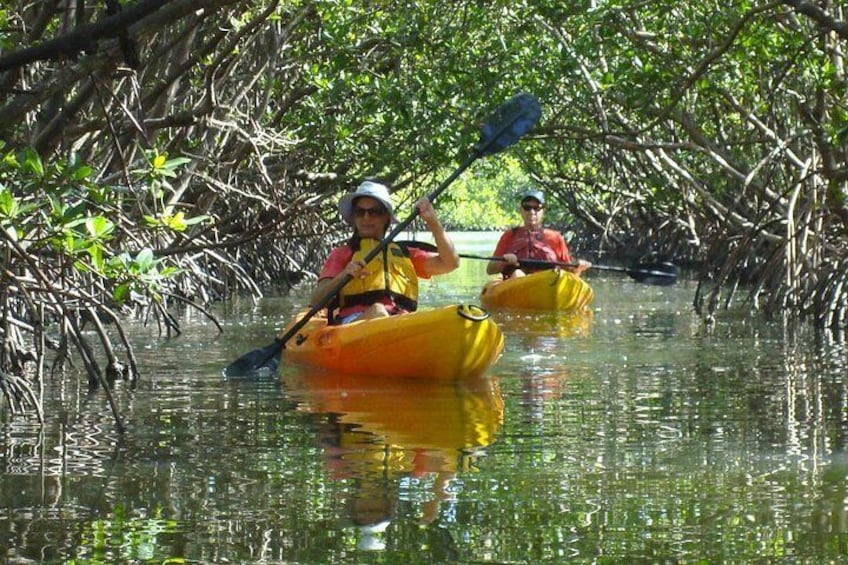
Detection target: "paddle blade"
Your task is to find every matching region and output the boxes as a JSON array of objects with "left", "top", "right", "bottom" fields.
[
  {"left": 477, "top": 93, "right": 542, "bottom": 157},
  {"left": 625, "top": 262, "right": 678, "bottom": 286},
  {"left": 222, "top": 339, "right": 283, "bottom": 378}
]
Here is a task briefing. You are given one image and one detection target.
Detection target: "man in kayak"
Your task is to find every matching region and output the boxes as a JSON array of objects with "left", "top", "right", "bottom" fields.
[
  {"left": 486, "top": 188, "right": 591, "bottom": 278},
  {"left": 310, "top": 180, "right": 459, "bottom": 323}
]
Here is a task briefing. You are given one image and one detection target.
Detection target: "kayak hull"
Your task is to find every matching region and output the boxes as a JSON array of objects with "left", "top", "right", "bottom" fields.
[
  {"left": 480, "top": 269, "right": 594, "bottom": 311},
  {"left": 281, "top": 304, "right": 504, "bottom": 380}
]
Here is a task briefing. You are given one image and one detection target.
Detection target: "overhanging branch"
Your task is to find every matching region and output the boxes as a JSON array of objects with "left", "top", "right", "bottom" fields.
[{"left": 0, "top": 0, "right": 171, "bottom": 73}]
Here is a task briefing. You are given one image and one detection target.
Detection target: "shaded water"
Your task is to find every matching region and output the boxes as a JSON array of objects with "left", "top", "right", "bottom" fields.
[{"left": 2, "top": 233, "right": 848, "bottom": 563}]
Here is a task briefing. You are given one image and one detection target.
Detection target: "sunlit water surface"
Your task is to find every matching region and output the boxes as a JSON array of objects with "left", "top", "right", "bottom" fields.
[{"left": 2, "top": 232, "right": 848, "bottom": 564}]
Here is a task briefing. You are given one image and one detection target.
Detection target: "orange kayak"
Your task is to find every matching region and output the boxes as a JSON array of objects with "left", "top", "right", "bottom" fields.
[
  {"left": 281, "top": 304, "right": 504, "bottom": 380},
  {"left": 480, "top": 269, "right": 594, "bottom": 311}
]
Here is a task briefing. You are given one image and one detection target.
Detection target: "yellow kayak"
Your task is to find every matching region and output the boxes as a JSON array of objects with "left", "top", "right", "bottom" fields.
[
  {"left": 281, "top": 304, "right": 504, "bottom": 380},
  {"left": 480, "top": 269, "right": 594, "bottom": 311}
]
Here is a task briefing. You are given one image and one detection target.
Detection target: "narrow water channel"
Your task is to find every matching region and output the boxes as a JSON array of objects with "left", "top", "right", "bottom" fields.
[{"left": 2, "top": 232, "right": 847, "bottom": 563}]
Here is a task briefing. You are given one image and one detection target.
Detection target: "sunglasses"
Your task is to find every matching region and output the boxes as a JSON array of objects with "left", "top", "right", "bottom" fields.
[
  {"left": 354, "top": 206, "right": 386, "bottom": 218},
  {"left": 521, "top": 203, "right": 544, "bottom": 212}
]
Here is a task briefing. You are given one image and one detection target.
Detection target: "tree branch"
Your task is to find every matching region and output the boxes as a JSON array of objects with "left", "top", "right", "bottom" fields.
[
  {"left": 780, "top": 0, "right": 848, "bottom": 40},
  {"left": 0, "top": 0, "right": 172, "bottom": 73}
]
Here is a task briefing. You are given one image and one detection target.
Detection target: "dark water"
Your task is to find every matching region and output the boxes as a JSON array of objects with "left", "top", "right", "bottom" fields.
[{"left": 2, "top": 233, "right": 848, "bottom": 564}]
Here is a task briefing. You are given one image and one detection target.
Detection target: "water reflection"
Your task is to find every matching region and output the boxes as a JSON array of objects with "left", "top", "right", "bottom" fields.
[
  {"left": 494, "top": 308, "right": 594, "bottom": 340},
  {"left": 280, "top": 370, "right": 503, "bottom": 549},
  {"left": 6, "top": 239, "right": 848, "bottom": 562},
  {"left": 495, "top": 309, "right": 594, "bottom": 376}
]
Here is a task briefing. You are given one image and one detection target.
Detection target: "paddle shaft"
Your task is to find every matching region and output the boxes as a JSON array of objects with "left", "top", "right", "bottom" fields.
[
  {"left": 401, "top": 241, "right": 632, "bottom": 274},
  {"left": 462, "top": 253, "right": 600, "bottom": 272},
  {"left": 460, "top": 253, "right": 677, "bottom": 280}
]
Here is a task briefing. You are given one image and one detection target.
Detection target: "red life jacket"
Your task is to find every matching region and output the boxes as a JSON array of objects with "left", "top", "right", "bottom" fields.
[
  {"left": 503, "top": 228, "right": 560, "bottom": 263},
  {"left": 499, "top": 228, "right": 567, "bottom": 277}
]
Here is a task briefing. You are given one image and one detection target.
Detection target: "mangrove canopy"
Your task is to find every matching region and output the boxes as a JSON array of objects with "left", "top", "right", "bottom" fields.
[{"left": 2, "top": 0, "right": 847, "bottom": 424}]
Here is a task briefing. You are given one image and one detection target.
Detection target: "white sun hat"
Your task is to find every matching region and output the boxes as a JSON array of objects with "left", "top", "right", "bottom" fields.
[{"left": 338, "top": 181, "right": 398, "bottom": 225}]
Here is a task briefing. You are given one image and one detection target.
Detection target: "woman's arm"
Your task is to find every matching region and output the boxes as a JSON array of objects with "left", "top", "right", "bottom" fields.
[{"left": 415, "top": 197, "right": 459, "bottom": 276}]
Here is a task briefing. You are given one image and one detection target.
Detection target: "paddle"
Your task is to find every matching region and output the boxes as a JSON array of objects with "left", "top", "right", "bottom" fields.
[
  {"left": 461, "top": 253, "right": 678, "bottom": 285},
  {"left": 397, "top": 241, "right": 678, "bottom": 286},
  {"left": 223, "top": 93, "right": 542, "bottom": 377}
]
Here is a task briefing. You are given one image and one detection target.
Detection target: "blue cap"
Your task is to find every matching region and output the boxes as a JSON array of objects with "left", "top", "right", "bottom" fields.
[{"left": 520, "top": 189, "right": 545, "bottom": 205}]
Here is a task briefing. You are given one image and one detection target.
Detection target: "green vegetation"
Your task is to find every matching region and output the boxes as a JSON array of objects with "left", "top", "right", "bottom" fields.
[{"left": 418, "top": 157, "right": 528, "bottom": 230}]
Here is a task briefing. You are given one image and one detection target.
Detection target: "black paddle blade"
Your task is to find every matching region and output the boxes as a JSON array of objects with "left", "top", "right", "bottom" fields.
[
  {"left": 625, "top": 262, "right": 679, "bottom": 286},
  {"left": 222, "top": 339, "right": 282, "bottom": 378},
  {"left": 477, "top": 93, "right": 542, "bottom": 157}
]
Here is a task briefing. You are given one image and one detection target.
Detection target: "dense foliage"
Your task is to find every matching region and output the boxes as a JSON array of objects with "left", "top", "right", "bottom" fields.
[{"left": 1, "top": 1, "right": 848, "bottom": 421}]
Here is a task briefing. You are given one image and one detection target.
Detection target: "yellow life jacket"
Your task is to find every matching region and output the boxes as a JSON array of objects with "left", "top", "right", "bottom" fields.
[{"left": 338, "top": 238, "right": 419, "bottom": 312}]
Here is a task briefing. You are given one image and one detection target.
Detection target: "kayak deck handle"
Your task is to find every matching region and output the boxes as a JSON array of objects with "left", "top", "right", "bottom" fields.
[{"left": 457, "top": 304, "right": 491, "bottom": 322}]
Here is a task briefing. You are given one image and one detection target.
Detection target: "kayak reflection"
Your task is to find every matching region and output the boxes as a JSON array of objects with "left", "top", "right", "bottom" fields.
[
  {"left": 282, "top": 370, "right": 504, "bottom": 547},
  {"left": 284, "top": 370, "right": 504, "bottom": 471},
  {"left": 496, "top": 310, "right": 594, "bottom": 374},
  {"left": 496, "top": 308, "right": 594, "bottom": 339}
]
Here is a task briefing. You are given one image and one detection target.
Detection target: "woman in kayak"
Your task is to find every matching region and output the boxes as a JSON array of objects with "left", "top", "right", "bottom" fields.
[
  {"left": 310, "top": 180, "right": 459, "bottom": 323},
  {"left": 486, "top": 188, "right": 591, "bottom": 278}
]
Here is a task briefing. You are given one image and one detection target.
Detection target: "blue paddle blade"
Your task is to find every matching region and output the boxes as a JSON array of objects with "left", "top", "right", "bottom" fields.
[{"left": 477, "top": 93, "right": 542, "bottom": 157}]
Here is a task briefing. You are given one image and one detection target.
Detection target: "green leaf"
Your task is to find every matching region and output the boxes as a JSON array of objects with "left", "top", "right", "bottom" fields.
[
  {"left": 3, "top": 151, "right": 19, "bottom": 168},
  {"left": 87, "top": 244, "right": 104, "bottom": 271},
  {"left": 163, "top": 211, "right": 187, "bottom": 231},
  {"left": 21, "top": 147, "right": 44, "bottom": 177},
  {"left": 159, "top": 266, "right": 182, "bottom": 277},
  {"left": 162, "top": 156, "right": 191, "bottom": 171},
  {"left": 85, "top": 216, "right": 115, "bottom": 239},
  {"left": 73, "top": 165, "right": 93, "bottom": 181},
  {"left": 0, "top": 188, "right": 18, "bottom": 218},
  {"left": 135, "top": 248, "right": 155, "bottom": 270},
  {"left": 182, "top": 214, "right": 209, "bottom": 226},
  {"left": 112, "top": 282, "right": 130, "bottom": 305}
]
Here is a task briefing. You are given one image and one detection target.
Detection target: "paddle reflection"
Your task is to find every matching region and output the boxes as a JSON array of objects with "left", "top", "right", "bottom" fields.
[{"left": 282, "top": 371, "right": 504, "bottom": 548}]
